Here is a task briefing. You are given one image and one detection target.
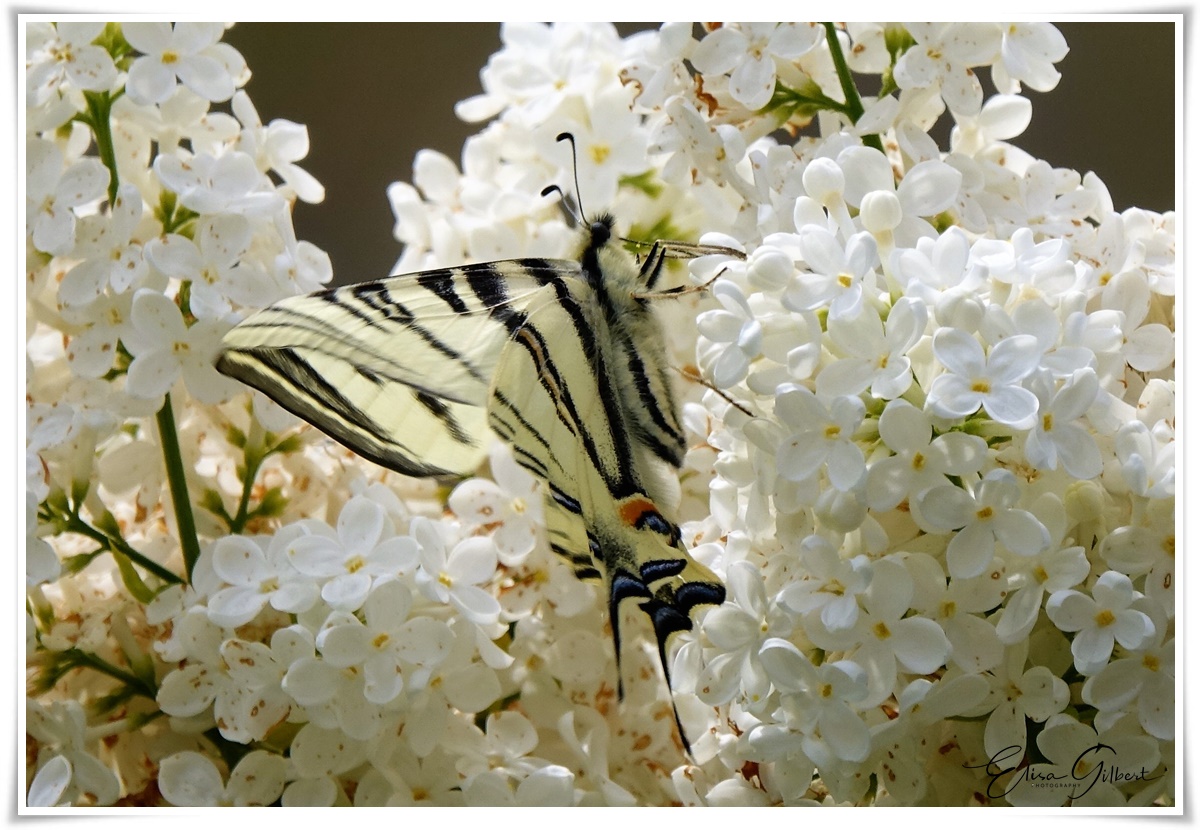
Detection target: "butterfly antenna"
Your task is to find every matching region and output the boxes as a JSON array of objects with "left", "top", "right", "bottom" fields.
[
  {"left": 555, "top": 132, "right": 587, "bottom": 221},
  {"left": 540, "top": 184, "right": 584, "bottom": 227}
]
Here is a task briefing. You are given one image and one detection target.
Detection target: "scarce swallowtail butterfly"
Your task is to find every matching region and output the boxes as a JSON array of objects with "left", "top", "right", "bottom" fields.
[{"left": 215, "top": 134, "right": 740, "bottom": 753}]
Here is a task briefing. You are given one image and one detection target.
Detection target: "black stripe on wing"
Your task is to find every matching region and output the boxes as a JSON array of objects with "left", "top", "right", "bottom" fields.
[
  {"left": 622, "top": 342, "right": 686, "bottom": 467},
  {"left": 215, "top": 346, "right": 471, "bottom": 478}
]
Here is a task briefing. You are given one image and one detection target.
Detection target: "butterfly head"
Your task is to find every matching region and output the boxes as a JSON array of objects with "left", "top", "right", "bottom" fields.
[{"left": 589, "top": 213, "right": 615, "bottom": 249}]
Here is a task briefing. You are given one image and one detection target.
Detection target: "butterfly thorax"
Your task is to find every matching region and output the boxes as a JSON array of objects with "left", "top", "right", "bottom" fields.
[{"left": 572, "top": 218, "right": 688, "bottom": 510}]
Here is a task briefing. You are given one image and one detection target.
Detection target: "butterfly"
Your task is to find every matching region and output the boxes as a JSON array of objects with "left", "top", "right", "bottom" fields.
[{"left": 215, "top": 136, "right": 739, "bottom": 752}]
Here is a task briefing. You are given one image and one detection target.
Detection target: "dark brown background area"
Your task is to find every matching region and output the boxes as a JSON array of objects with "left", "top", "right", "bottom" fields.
[{"left": 222, "top": 22, "right": 1176, "bottom": 286}]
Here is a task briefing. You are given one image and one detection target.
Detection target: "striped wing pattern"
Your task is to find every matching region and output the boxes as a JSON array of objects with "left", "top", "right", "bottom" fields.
[
  {"left": 216, "top": 260, "right": 568, "bottom": 477},
  {"left": 217, "top": 222, "right": 727, "bottom": 753}
]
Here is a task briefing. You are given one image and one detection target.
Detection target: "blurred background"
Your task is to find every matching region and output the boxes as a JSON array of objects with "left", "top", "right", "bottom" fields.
[{"left": 222, "top": 22, "right": 1177, "bottom": 286}]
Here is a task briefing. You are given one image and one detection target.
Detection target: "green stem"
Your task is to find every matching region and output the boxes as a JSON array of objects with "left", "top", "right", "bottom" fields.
[
  {"left": 231, "top": 420, "right": 267, "bottom": 534},
  {"left": 156, "top": 394, "right": 202, "bottom": 582},
  {"left": 58, "top": 648, "right": 158, "bottom": 700},
  {"left": 83, "top": 91, "right": 121, "bottom": 205},
  {"left": 63, "top": 514, "right": 183, "bottom": 586},
  {"left": 823, "top": 22, "right": 885, "bottom": 154}
]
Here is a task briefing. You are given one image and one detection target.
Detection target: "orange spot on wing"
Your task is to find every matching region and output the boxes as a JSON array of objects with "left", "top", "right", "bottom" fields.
[{"left": 619, "top": 497, "right": 656, "bottom": 527}]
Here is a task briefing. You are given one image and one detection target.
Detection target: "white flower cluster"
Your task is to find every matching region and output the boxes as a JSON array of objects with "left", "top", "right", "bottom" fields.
[{"left": 25, "top": 21, "right": 1174, "bottom": 808}]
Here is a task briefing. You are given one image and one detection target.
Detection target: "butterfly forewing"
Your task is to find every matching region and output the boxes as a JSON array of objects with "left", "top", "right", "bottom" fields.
[{"left": 216, "top": 260, "right": 572, "bottom": 476}]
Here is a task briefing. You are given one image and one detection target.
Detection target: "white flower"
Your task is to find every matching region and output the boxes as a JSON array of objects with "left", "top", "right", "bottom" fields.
[
  {"left": 145, "top": 214, "right": 275, "bottom": 319},
  {"left": 840, "top": 147, "right": 963, "bottom": 246},
  {"left": 282, "top": 645, "right": 385, "bottom": 742},
  {"left": 816, "top": 297, "right": 926, "bottom": 400},
  {"left": 926, "top": 328, "right": 1041, "bottom": 429},
  {"left": 454, "top": 22, "right": 624, "bottom": 125},
  {"left": 776, "top": 534, "right": 871, "bottom": 634},
  {"left": 917, "top": 469, "right": 1051, "bottom": 578},
  {"left": 281, "top": 724, "right": 369, "bottom": 805},
  {"left": 690, "top": 23, "right": 822, "bottom": 111},
  {"left": 903, "top": 552, "right": 1003, "bottom": 674},
  {"left": 1114, "top": 420, "right": 1175, "bottom": 499},
  {"left": 206, "top": 530, "right": 321, "bottom": 627},
  {"left": 154, "top": 150, "right": 284, "bottom": 216},
  {"left": 773, "top": 384, "right": 866, "bottom": 491},
  {"left": 456, "top": 710, "right": 546, "bottom": 781},
  {"left": 1046, "top": 571, "right": 1156, "bottom": 675},
  {"left": 286, "top": 496, "right": 418, "bottom": 612},
  {"left": 867, "top": 675, "right": 990, "bottom": 804},
  {"left": 122, "top": 289, "right": 240, "bottom": 404},
  {"left": 994, "top": 539, "right": 1090, "bottom": 645},
  {"left": 60, "top": 290, "right": 136, "bottom": 379},
  {"left": 979, "top": 641, "right": 1070, "bottom": 759},
  {"left": 232, "top": 90, "right": 325, "bottom": 203},
  {"left": 781, "top": 228, "right": 878, "bottom": 321},
  {"left": 550, "top": 84, "right": 649, "bottom": 207},
  {"left": 318, "top": 578, "right": 454, "bottom": 705},
  {"left": 844, "top": 557, "right": 951, "bottom": 707},
  {"left": 994, "top": 23, "right": 1069, "bottom": 94},
  {"left": 865, "top": 399, "right": 987, "bottom": 513},
  {"left": 891, "top": 224, "right": 981, "bottom": 308},
  {"left": 1024, "top": 368, "right": 1102, "bottom": 478},
  {"left": 949, "top": 93, "right": 1033, "bottom": 157},
  {"left": 696, "top": 561, "right": 788, "bottom": 706},
  {"left": 555, "top": 710, "right": 637, "bottom": 806},
  {"left": 273, "top": 237, "right": 333, "bottom": 295},
  {"left": 758, "top": 639, "right": 872, "bottom": 764},
  {"left": 893, "top": 23, "right": 1003, "bottom": 116},
  {"left": 1099, "top": 500, "right": 1174, "bottom": 618},
  {"left": 464, "top": 767, "right": 576, "bottom": 808},
  {"left": 1082, "top": 636, "right": 1174, "bottom": 741},
  {"left": 123, "top": 22, "right": 241, "bottom": 105},
  {"left": 25, "top": 700, "right": 120, "bottom": 806},
  {"left": 26, "top": 492, "right": 60, "bottom": 586},
  {"left": 26, "top": 755, "right": 72, "bottom": 808},
  {"left": 696, "top": 279, "right": 764, "bottom": 388},
  {"left": 412, "top": 517, "right": 501, "bottom": 625},
  {"left": 26, "top": 22, "right": 117, "bottom": 104},
  {"left": 26, "top": 137, "right": 109, "bottom": 255},
  {"left": 448, "top": 442, "right": 542, "bottom": 567},
  {"left": 159, "top": 750, "right": 287, "bottom": 807},
  {"left": 58, "top": 184, "right": 149, "bottom": 308},
  {"left": 214, "top": 631, "right": 308, "bottom": 743}
]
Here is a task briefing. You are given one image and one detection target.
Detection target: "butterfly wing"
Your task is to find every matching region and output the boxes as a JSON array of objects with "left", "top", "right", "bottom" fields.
[
  {"left": 217, "top": 259, "right": 576, "bottom": 477},
  {"left": 486, "top": 275, "right": 724, "bottom": 753}
]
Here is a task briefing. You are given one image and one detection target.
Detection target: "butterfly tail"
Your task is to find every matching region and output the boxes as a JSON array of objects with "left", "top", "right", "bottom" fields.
[{"left": 605, "top": 551, "right": 725, "bottom": 756}]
